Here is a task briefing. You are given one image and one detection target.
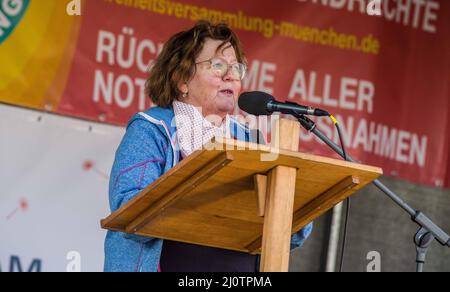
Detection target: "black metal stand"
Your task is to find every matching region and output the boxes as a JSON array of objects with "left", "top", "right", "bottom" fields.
[
  {"left": 414, "top": 227, "right": 434, "bottom": 272},
  {"left": 294, "top": 114, "right": 450, "bottom": 272}
]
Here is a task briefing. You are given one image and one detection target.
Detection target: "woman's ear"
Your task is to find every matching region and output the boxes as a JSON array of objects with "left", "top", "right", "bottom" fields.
[{"left": 178, "top": 82, "right": 188, "bottom": 98}]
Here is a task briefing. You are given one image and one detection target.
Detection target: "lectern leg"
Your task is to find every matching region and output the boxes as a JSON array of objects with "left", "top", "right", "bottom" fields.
[{"left": 260, "top": 165, "right": 297, "bottom": 272}]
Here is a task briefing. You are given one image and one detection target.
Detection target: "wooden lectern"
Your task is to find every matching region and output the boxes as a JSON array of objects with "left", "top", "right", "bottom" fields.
[{"left": 101, "top": 119, "right": 382, "bottom": 272}]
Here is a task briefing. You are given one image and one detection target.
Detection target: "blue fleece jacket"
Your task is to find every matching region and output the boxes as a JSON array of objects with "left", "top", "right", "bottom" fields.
[{"left": 104, "top": 106, "right": 313, "bottom": 272}]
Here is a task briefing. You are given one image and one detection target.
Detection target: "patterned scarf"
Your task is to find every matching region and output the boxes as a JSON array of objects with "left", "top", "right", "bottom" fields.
[{"left": 173, "top": 100, "right": 231, "bottom": 158}]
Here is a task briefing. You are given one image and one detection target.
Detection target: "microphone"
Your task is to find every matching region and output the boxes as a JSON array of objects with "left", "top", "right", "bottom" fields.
[{"left": 238, "top": 91, "right": 330, "bottom": 117}]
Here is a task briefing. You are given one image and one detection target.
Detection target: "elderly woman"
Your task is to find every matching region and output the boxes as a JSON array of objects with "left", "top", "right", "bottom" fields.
[{"left": 104, "top": 21, "right": 312, "bottom": 272}]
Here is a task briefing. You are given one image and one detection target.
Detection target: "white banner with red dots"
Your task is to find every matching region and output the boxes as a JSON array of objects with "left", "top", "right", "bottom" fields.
[{"left": 0, "top": 104, "right": 124, "bottom": 272}]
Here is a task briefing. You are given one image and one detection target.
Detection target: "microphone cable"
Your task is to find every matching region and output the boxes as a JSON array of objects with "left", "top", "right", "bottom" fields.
[{"left": 330, "top": 115, "right": 351, "bottom": 273}]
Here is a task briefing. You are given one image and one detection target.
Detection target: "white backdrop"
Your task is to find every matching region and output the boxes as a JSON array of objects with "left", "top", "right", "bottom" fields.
[{"left": 0, "top": 104, "right": 124, "bottom": 272}]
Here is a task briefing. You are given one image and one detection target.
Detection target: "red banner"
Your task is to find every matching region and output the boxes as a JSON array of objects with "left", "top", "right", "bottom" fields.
[{"left": 2, "top": 0, "right": 449, "bottom": 188}]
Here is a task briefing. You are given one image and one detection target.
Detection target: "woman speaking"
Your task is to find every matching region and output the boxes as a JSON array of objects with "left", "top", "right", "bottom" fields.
[{"left": 104, "top": 21, "right": 312, "bottom": 272}]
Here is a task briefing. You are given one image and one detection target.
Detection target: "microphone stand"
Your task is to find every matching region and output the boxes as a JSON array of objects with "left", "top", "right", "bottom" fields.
[{"left": 293, "top": 113, "right": 450, "bottom": 272}]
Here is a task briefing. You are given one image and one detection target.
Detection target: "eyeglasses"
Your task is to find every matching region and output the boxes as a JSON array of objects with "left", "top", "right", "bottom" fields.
[{"left": 195, "top": 57, "right": 247, "bottom": 81}]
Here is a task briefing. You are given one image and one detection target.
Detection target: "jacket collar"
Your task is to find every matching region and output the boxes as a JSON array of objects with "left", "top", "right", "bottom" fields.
[{"left": 135, "top": 106, "right": 252, "bottom": 143}]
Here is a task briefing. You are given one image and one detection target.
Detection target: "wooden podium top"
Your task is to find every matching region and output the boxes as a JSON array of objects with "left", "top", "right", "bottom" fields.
[{"left": 101, "top": 137, "right": 382, "bottom": 254}]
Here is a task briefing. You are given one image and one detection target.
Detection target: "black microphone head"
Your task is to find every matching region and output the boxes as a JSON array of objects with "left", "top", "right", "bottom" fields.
[{"left": 238, "top": 91, "right": 274, "bottom": 115}]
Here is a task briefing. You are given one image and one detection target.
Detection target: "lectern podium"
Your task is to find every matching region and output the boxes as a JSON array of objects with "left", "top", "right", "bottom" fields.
[{"left": 101, "top": 119, "right": 382, "bottom": 272}]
